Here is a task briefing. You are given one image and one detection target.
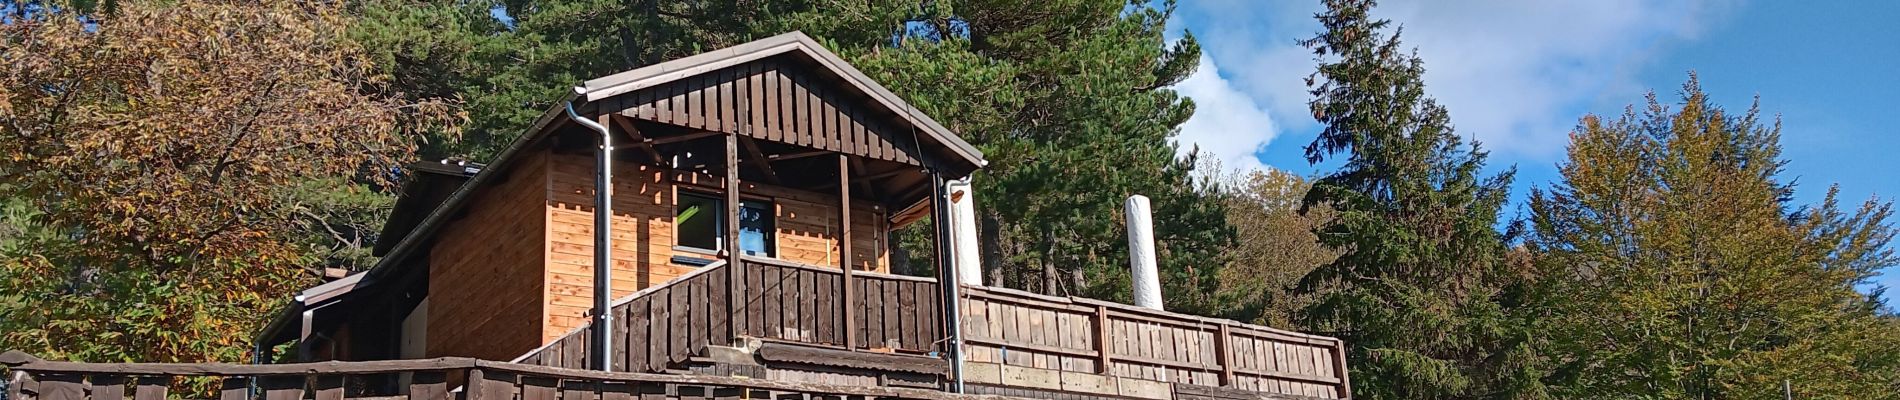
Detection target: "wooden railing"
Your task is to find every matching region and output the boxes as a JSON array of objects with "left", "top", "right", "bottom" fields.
[
  {"left": 0, "top": 352, "right": 1020, "bottom": 400},
  {"left": 739, "top": 258, "right": 942, "bottom": 354},
  {"left": 520, "top": 258, "right": 944, "bottom": 373},
  {"left": 960, "top": 286, "right": 1351, "bottom": 399},
  {"left": 518, "top": 260, "right": 731, "bottom": 372},
  {"left": 511, "top": 258, "right": 1348, "bottom": 399}
]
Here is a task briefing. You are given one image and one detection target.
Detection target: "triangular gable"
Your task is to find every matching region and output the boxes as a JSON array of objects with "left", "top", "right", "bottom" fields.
[{"left": 577, "top": 31, "right": 985, "bottom": 176}]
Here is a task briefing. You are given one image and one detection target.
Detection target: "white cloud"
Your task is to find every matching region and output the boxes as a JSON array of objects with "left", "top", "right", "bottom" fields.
[
  {"left": 1176, "top": 0, "right": 1737, "bottom": 161},
  {"left": 1172, "top": 55, "right": 1278, "bottom": 174}
]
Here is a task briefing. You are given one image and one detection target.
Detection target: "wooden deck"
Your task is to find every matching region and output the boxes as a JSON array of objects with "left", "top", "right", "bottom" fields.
[{"left": 517, "top": 259, "right": 1351, "bottom": 399}]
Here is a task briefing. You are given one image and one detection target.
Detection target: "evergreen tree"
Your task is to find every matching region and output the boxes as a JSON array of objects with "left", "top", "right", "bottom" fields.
[
  {"left": 1294, "top": 1, "right": 1544, "bottom": 398},
  {"left": 1527, "top": 76, "right": 1900, "bottom": 399}
]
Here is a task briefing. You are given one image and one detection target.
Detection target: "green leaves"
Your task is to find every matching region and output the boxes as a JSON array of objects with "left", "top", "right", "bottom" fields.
[{"left": 1527, "top": 77, "right": 1900, "bottom": 399}]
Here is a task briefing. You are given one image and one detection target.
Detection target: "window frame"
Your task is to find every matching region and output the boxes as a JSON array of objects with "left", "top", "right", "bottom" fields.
[{"left": 672, "top": 190, "right": 778, "bottom": 259}]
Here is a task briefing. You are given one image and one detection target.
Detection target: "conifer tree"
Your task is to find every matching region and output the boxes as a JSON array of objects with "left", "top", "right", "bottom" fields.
[
  {"left": 1527, "top": 76, "right": 1900, "bottom": 399},
  {"left": 1295, "top": 1, "right": 1544, "bottom": 398}
]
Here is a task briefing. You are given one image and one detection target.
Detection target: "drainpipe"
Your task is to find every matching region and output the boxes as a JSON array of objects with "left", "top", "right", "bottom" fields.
[
  {"left": 565, "top": 93, "right": 614, "bottom": 371},
  {"left": 931, "top": 172, "right": 966, "bottom": 393}
]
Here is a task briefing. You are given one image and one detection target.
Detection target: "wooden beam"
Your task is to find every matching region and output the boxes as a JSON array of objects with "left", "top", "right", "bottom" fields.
[
  {"left": 609, "top": 115, "right": 665, "bottom": 163},
  {"left": 767, "top": 150, "right": 829, "bottom": 162},
  {"left": 649, "top": 131, "right": 723, "bottom": 146},
  {"left": 848, "top": 156, "right": 881, "bottom": 201},
  {"left": 754, "top": 341, "right": 946, "bottom": 376},
  {"left": 725, "top": 133, "right": 743, "bottom": 342},
  {"left": 738, "top": 137, "right": 782, "bottom": 185},
  {"left": 857, "top": 168, "right": 910, "bottom": 182},
  {"left": 837, "top": 154, "right": 857, "bottom": 350}
]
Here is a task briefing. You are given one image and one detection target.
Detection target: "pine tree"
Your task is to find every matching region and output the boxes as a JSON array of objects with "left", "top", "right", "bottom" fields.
[
  {"left": 1294, "top": 1, "right": 1544, "bottom": 398},
  {"left": 1527, "top": 76, "right": 1900, "bottom": 399}
]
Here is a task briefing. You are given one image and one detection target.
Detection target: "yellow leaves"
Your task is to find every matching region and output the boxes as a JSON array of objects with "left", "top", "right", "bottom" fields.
[{"left": 0, "top": 0, "right": 458, "bottom": 377}]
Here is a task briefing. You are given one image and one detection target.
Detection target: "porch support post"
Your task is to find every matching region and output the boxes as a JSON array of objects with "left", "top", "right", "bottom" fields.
[
  {"left": 837, "top": 154, "right": 858, "bottom": 349},
  {"left": 725, "top": 132, "right": 743, "bottom": 342}
]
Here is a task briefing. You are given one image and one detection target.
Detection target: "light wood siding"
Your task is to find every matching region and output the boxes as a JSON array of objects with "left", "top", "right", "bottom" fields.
[
  {"left": 541, "top": 152, "right": 887, "bottom": 341},
  {"left": 604, "top": 59, "right": 928, "bottom": 167},
  {"left": 426, "top": 151, "right": 549, "bottom": 361}
]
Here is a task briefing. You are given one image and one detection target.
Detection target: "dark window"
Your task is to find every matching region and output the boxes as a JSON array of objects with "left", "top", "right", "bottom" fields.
[
  {"left": 675, "top": 192, "right": 776, "bottom": 258},
  {"left": 676, "top": 193, "right": 721, "bottom": 251}
]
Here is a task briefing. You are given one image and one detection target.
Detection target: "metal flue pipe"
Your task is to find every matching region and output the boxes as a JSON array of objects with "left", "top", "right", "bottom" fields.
[
  {"left": 1126, "top": 195, "right": 1163, "bottom": 310},
  {"left": 565, "top": 94, "right": 614, "bottom": 371}
]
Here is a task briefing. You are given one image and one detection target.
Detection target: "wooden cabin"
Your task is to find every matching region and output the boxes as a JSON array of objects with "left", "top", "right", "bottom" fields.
[{"left": 239, "top": 32, "right": 1353, "bottom": 400}]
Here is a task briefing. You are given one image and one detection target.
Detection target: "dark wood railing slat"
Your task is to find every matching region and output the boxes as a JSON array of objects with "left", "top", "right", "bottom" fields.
[
  {"left": 88, "top": 375, "right": 124, "bottom": 400},
  {"left": 37, "top": 374, "right": 83, "bottom": 400},
  {"left": 409, "top": 370, "right": 448, "bottom": 400},
  {"left": 217, "top": 376, "right": 247, "bottom": 400},
  {"left": 260, "top": 375, "right": 305, "bottom": 400},
  {"left": 313, "top": 375, "right": 344, "bottom": 400},
  {"left": 130, "top": 376, "right": 166, "bottom": 400}
]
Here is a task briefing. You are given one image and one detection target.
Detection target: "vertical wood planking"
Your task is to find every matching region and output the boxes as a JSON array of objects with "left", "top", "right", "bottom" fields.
[
  {"left": 131, "top": 376, "right": 168, "bottom": 400},
  {"left": 522, "top": 377, "right": 559, "bottom": 400},
  {"left": 88, "top": 375, "right": 124, "bottom": 400},
  {"left": 764, "top": 263, "right": 783, "bottom": 341},
  {"left": 313, "top": 375, "right": 343, "bottom": 400},
  {"left": 37, "top": 374, "right": 83, "bottom": 400},
  {"left": 218, "top": 377, "right": 247, "bottom": 400},
  {"left": 409, "top": 371, "right": 448, "bottom": 400},
  {"left": 649, "top": 290, "right": 669, "bottom": 370},
  {"left": 669, "top": 282, "right": 690, "bottom": 363}
]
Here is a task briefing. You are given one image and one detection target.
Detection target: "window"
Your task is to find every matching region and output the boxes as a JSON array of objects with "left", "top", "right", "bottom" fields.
[
  {"left": 675, "top": 193, "right": 721, "bottom": 251},
  {"left": 737, "top": 201, "right": 775, "bottom": 257},
  {"left": 674, "top": 192, "right": 776, "bottom": 258}
]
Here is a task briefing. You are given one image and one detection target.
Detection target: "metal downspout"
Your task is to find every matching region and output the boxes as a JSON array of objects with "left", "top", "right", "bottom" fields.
[
  {"left": 931, "top": 172, "right": 966, "bottom": 393},
  {"left": 565, "top": 95, "right": 614, "bottom": 372}
]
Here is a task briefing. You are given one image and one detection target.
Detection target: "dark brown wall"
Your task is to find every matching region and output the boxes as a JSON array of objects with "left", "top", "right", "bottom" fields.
[{"left": 426, "top": 151, "right": 549, "bottom": 360}]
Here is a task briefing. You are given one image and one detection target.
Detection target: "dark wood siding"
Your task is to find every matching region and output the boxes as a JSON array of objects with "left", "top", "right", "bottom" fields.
[
  {"left": 427, "top": 152, "right": 549, "bottom": 361},
  {"left": 602, "top": 59, "right": 929, "bottom": 167}
]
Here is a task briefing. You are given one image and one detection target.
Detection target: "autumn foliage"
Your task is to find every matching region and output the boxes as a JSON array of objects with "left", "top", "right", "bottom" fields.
[{"left": 0, "top": 0, "right": 458, "bottom": 366}]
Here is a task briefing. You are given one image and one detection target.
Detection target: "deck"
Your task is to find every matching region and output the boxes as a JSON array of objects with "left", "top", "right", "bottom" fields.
[{"left": 518, "top": 258, "right": 1350, "bottom": 399}]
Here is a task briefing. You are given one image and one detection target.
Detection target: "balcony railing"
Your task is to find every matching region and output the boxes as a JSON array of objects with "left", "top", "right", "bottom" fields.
[{"left": 516, "top": 257, "right": 1351, "bottom": 399}]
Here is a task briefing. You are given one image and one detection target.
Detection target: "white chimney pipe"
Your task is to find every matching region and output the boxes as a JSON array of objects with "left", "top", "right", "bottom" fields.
[
  {"left": 1126, "top": 195, "right": 1163, "bottom": 310},
  {"left": 947, "top": 178, "right": 983, "bottom": 286}
]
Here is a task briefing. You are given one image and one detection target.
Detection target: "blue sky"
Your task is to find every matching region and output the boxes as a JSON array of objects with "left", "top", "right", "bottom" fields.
[{"left": 1169, "top": 0, "right": 1900, "bottom": 301}]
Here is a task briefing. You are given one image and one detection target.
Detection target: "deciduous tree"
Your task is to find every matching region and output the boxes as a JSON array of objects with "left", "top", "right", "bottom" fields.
[
  {"left": 1527, "top": 77, "right": 1900, "bottom": 399},
  {"left": 0, "top": 0, "right": 458, "bottom": 368}
]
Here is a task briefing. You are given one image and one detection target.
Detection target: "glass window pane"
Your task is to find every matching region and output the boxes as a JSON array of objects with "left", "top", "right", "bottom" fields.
[
  {"left": 676, "top": 193, "right": 720, "bottom": 251},
  {"left": 738, "top": 201, "right": 775, "bottom": 257}
]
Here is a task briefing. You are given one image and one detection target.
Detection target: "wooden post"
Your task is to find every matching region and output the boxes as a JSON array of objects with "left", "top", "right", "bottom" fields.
[
  {"left": 1216, "top": 323, "right": 1235, "bottom": 386},
  {"left": 838, "top": 154, "right": 858, "bottom": 349},
  {"left": 1332, "top": 339, "right": 1354, "bottom": 399},
  {"left": 1094, "top": 305, "right": 1112, "bottom": 373},
  {"left": 726, "top": 133, "right": 743, "bottom": 342}
]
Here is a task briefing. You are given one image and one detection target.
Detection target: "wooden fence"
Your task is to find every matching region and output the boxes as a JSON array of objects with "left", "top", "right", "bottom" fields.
[
  {"left": 0, "top": 352, "right": 1020, "bottom": 400},
  {"left": 960, "top": 286, "right": 1350, "bottom": 399},
  {"left": 513, "top": 258, "right": 1348, "bottom": 399}
]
